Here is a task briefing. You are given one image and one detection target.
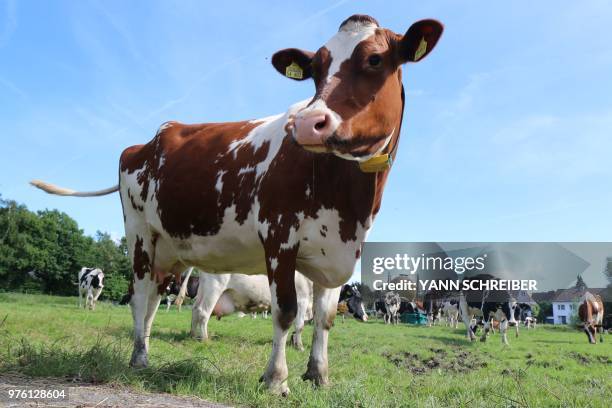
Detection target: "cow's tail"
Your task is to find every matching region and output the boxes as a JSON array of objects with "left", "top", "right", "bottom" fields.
[
  {"left": 30, "top": 180, "right": 119, "bottom": 197},
  {"left": 174, "top": 267, "right": 195, "bottom": 309}
]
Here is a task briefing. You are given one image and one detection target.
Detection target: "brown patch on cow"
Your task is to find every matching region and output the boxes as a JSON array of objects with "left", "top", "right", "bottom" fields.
[
  {"left": 121, "top": 121, "right": 265, "bottom": 239},
  {"left": 355, "top": 249, "right": 361, "bottom": 259},
  {"left": 264, "top": 243, "right": 299, "bottom": 331},
  {"left": 133, "top": 236, "right": 151, "bottom": 280},
  {"left": 320, "top": 248, "right": 326, "bottom": 256}
]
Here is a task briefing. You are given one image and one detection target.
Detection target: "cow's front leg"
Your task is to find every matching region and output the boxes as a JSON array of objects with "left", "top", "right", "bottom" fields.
[
  {"left": 500, "top": 319, "right": 509, "bottom": 345},
  {"left": 480, "top": 320, "right": 490, "bottom": 342},
  {"left": 460, "top": 297, "right": 476, "bottom": 341},
  {"left": 303, "top": 283, "right": 341, "bottom": 386},
  {"left": 261, "top": 248, "right": 298, "bottom": 396},
  {"left": 129, "top": 275, "right": 160, "bottom": 367}
]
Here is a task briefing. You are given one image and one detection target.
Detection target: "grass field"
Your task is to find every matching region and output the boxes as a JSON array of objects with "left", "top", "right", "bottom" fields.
[{"left": 0, "top": 293, "right": 610, "bottom": 407}]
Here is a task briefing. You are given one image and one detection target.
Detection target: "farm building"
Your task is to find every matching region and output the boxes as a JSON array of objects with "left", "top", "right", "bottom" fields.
[{"left": 550, "top": 288, "right": 608, "bottom": 325}]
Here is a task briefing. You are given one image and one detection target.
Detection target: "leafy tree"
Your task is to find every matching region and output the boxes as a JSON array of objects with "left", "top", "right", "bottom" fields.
[
  {"left": 536, "top": 301, "right": 552, "bottom": 323},
  {"left": 574, "top": 274, "right": 587, "bottom": 291},
  {"left": 0, "top": 194, "right": 131, "bottom": 301}
]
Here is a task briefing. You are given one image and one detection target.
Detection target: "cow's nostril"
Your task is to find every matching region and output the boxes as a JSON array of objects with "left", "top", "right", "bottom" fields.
[{"left": 314, "top": 118, "right": 327, "bottom": 131}]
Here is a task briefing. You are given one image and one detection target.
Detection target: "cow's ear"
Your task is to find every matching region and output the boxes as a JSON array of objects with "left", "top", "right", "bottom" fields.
[
  {"left": 272, "top": 48, "right": 314, "bottom": 81},
  {"left": 398, "top": 19, "right": 443, "bottom": 63}
]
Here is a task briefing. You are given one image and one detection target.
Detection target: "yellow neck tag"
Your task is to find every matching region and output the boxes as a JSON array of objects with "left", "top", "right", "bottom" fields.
[
  {"left": 285, "top": 62, "right": 303, "bottom": 79},
  {"left": 414, "top": 37, "right": 428, "bottom": 61},
  {"left": 358, "top": 154, "right": 392, "bottom": 173}
]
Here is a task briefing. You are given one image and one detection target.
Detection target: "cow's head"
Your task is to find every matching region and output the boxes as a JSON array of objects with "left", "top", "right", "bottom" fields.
[
  {"left": 340, "top": 284, "right": 368, "bottom": 321},
  {"left": 273, "top": 15, "right": 443, "bottom": 161}
]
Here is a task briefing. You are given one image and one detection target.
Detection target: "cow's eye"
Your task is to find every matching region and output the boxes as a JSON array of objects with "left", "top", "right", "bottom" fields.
[{"left": 368, "top": 55, "right": 382, "bottom": 68}]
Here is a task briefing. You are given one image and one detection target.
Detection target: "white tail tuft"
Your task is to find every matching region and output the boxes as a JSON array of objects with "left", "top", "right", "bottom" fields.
[{"left": 30, "top": 180, "right": 119, "bottom": 197}]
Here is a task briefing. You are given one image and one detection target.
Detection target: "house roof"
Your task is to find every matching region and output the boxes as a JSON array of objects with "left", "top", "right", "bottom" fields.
[
  {"left": 531, "top": 290, "right": 560, "bottom": 303},
  {"left": 552, "top": 288, "right": 607, "bottom": 303}
]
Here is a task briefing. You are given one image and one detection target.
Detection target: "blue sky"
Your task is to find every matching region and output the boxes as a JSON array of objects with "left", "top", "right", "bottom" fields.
[{"left": 1, "top": 1, "right": 611, "bottom": 285}]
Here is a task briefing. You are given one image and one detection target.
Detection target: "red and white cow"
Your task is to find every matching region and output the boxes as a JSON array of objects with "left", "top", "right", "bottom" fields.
[
  {"left": 578, "top": 292, "right": 604, "bottom": 344},
  {"left": 31, "top": 14, "right": 443, "bottom": 394}
]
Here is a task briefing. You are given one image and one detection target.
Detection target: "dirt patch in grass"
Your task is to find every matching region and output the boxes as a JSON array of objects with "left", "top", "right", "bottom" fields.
[
  {"left": 383, "top": 347, "right": 488, "bottom": 376},
  {"left": 569, "top": 352, "right": 611, "bottom": 365},
  {"left": 0, "top": 374, "right": 229, "bottom": 408}
]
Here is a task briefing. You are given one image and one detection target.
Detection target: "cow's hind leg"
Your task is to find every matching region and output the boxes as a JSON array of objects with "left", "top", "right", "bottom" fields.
[
  {"left": 302, "top": 283, "right": 341, "bottom": 387},
  {"left": 127, "top": 230, "right": 168, "bottom": 368},
  {"left": 291, "top": 294, "right": 309, "bottom": 351},
  {"left": 191, "top": 273, "right": 230, "bottom": 340}
]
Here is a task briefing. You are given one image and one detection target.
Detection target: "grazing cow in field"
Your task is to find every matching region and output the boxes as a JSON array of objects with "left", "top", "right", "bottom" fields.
[
  {"left": 192, "top": 272, "right": 314, "bottom": 352},
  {"left": 459, "top": 275, "right": 518, "bottom": 345},
  {"left": 441, "top": 300, "right": 460, "bottom": 328},
  {"left": 578, "top": 292, "right": 604, "bottom": 344},
  {"left": 382, "top": 292, "right": 401, "bottom": 324},
  {"left": 337, "top": 284, "right": 368, "bottom": 322},
  {"left": 423, "top": 293, "right": 443, "bottom": 327},
  {"left": 30, "top": 14, "right": 443, "bottom": 394},
  {"left": 78, "top": 267, "right": 104, "bottom": 310},
  {"left": 512, "top": 303, "right": 534, "bottom": 333}
]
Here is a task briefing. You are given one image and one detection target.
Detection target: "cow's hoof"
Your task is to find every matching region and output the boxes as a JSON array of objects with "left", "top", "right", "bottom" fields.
[
  {"left": 290, "top": 333, "right": 305, "bottom": 351},
  {"left": 259, "top": 375, "right": 290, "bottom": 396},
  {"left": 190, "top": 332, "right": 209, "bottom": 342},
  {"left": 129, "top": 354, "right": 148, "bottom": 368},
  {"left": 302, "top": 370, "right": 329, "bottom": 387}
]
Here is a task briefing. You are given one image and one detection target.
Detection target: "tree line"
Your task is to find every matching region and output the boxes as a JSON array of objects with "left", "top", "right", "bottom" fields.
[{"left": 0, "top": 194, "right": 131, "bottom": 301}]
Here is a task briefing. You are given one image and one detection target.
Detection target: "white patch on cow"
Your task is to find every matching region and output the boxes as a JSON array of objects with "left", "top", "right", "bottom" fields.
[
  {"left": 325, "top": 20, "right": 377, "bottom": 79},
  {"left": 296, "top": 211, "right": 305, "bottom": 222},
  {"left": 279, "top": 226, "right": 299, "bottom": 250},
  {"left": 215, "top": 170, "right": 226, "bottom": 193},
  {"left": 238, "top": 166, "right": 255, "bottom": 176},
  {"left": 228, "top": 99, "right": 309, "bottom": 179},
  {"left": 305, "top": 185, "right": 311, "bottom": 197},
  {"left": 333, "top": 128, "right": 395, "bottom": 162},
  {"left": 295, "top": 208, "right": 369, "bottom": 288},
  {"left": 270, "top": 257, "right": 278, "bottom": 272},
  {"left": 156, "top": 121, "right": 175, "bottom": 136}
]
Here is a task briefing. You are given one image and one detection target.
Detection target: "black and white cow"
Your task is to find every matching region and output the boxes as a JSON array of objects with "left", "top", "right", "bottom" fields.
[
  {"left": 513, "top": 303, "right": 536, "bottom": 330},
  {"left": 441, "top": 299, "right": 460, "bottom": 328},
  {"left": 423, "top": 293, "right": 443, "bottom": 327},
  {"left": 459, "top": 275, "right": 518, "bottom": 345},
  {"left": 338, "top": 284, "right": 368, "bottom": 322},
  {"left": 381, "top": 292, "right": 401, "bottom": 325},
  {"left": 78, "top": 267, "right": 104, "bottom": 310}
]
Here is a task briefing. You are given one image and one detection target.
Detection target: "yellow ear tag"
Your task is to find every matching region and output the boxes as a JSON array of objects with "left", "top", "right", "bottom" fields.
[
  {"left": 414, "top": 37, "right": 428, "bottom": 61},
  {"left": 358, "top": 154, "right": 392, "bottom": 173},
  {"left": 285, "top": 62, "right": 303, "bottom": 79}
]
